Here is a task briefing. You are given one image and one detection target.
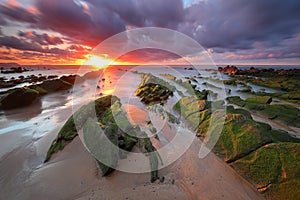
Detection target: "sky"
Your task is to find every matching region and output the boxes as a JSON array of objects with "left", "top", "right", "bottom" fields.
[{"left": 0, "top": 0, "right": 300, "bottom": 65}]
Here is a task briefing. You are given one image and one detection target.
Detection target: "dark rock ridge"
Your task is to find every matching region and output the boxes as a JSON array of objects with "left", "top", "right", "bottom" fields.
[
  {"left": 0, "top": 70, "right": 101, "bottom": 110},
  {"left": 45, "top": 95, "right": 160, "bottom": 182}
]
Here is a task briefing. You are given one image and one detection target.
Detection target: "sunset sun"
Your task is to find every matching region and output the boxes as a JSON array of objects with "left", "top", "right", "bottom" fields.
[{"left": 85, "top": 55, "right": 113, "bottom": 69}]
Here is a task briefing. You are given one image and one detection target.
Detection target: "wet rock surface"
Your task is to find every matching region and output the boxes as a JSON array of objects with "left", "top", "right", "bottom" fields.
[
  {"left": 174, "top": 94, "right": 300, "bottom": 199},
  {"left": 45, "top": 95, "right": 160, "bottom": 182},
  {"left": 0, "top": 70, "right": 102, "bottom": 110},
  {"left": 136, "top": 73, "right": 175, "bottom": 105}
]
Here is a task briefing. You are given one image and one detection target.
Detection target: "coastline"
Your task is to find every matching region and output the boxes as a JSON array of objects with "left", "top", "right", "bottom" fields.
[{"left": 0, "top": 65, "right": 299, "bottom": 199}]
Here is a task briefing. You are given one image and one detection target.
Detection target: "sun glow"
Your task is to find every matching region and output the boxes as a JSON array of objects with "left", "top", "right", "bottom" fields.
[{"left": 85, "top": 55, "right": 114, "bottom": 69}]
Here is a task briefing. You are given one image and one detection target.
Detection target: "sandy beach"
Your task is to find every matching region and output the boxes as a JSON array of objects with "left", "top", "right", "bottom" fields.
[
  {"left": 1, "top": 66, "right": 299, "bottom": 199},
  {"left": 0, "top": 133, "right": 262, "bottom": 200}
]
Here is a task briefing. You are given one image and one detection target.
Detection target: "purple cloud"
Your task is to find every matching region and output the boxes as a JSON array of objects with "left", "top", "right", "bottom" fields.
[
  {"left": 0, "top": 2, "right": 38, "bottom": 24},
  {"left": 18, "top": 31, "right": 64, "bottom": 46}
]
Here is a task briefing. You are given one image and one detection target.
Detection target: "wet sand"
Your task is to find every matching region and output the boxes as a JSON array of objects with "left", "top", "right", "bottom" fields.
[{"left": 7, "top": 137, "right": 262, "bottom": 200}]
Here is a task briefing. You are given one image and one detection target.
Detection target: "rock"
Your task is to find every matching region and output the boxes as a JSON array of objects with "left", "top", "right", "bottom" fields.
[
  {"left": 47, "top": 75, "right": 58, "bottom": 79},
  {"left": 219, "top": 65, "right": 239, "bottom": 75},
  {"left": 245, "top": 96, "right": 272, "bottom": 104},
  {"left": 0, "top": 66, "right": 29, "bottom": 74},
  {"left": 29, "top": 85, "right": 48, "bottom": 95},
  {"left": 84, "top": 118, "right": 118, "bottom": 176},
  {"left": 0, "top": 88, "right": 39, "bottom": 110},
  {"left": 60, "top": 75, "right": 83, "bottom": 84},
  {"left": 136, "top": 74, "right": 175, "bottom": 105},
  {"left": 44, "top": 95, "right": 118, "bottom": 162},
  {"left": 38, "top": 79, "right": 72, "bottom": 92},
  {"left": 44, "top": 95, "right": 159, "bottom": 182},
  {"left": 159, "top": 176, "right": 165, "bottom": 183}
]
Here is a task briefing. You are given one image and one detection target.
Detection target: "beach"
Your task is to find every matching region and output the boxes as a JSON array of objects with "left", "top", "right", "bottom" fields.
[{"left": 1, "top": 65, "right": 299, "bottom": 199}]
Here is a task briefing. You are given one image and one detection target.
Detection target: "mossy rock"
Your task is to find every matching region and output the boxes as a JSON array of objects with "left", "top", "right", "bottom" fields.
[
  {"left": 136, "top": 75, "right": 174, "bottom": 105},
  {"left": 38, "top": 79, "right": 72, "bottom": 92},
  {"left": 174, "top": 96, "right": 209, "bottom": 117},
  {"left": 227, "top": 96, "right": 246, "bottom": 107},
  {"left": 261, "top": 104, "right": 300, "bottom": 127},
  {"left": 137, "top": 131, "right": 159, "bottom": 182},
  {"left": 83, "top": 118, "right": 118, "bottom": 176},
  {"left": 232, "top": 143, "right": 300, "bottom": 199},
  {"left": 239, "top": 86, "right": 252, "bottom": 93},
  {"left": 29, "top": 85, "right": 48, "bottom": 95},
  {"left": 227, "top": 96, "right": 300, "bottom": 127},
  {"left": 233, "top": 73, "right": 300, "bottom": 104},
  {"left": 0, "top": 87, "right": 39, "bottom": 110},
  {"left": 45, "top": 95, "right": 160, "bottom": 182},
  {"left": 45, "top": 95, "right": 117, "bottom": 162},
  {"left": 174, "top": 95, "right": 300, "bottom": 199},
  {"left": 223, "top": 79, "right": 237, "bottom": 86},
  {"left": 245, "top": 96, "right": 272, "bottom": 104},
  {"left": 197, "top": 105, "right": 300, "bottom": 163}
]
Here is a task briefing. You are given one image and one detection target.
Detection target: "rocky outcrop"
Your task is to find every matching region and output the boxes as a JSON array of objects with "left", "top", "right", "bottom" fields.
[
  {"left": 0, "top": 71, "right": 103, "bottom": 110},
  {"left": 37, "top": 79, "right": 72, "bottom": 92},
  {"left": 45, "top": 95, "right": 160, "bottom": 182},
  {"left": 136, "top": 73, "right": 175, "bottom": 105},
  {"left": 0, "top": 66, "right": 30, "bottom": 74},
  {"left": 0, "top": 87, "right": 39, "bottom": 110},
  {"left": 0, "top": 74, "right": 49, "bottom": 89},
  {"left": 227, "top": 96, "right": 300, "bottom": 128},
  {"left": 218, "top": 65, "right": 239, "bottom": 75},
  {"left": 174, "top": 95, "right": 300, "bottom": 198},
  {"left": 245, "top": 96, "right": 272, "bottom": 104},
  {"left": 0, "top": 78, "right": 73, "bottom": 110}
]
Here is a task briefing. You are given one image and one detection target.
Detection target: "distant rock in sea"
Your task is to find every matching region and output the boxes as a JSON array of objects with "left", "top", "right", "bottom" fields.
[{"left": 218, "top": 65, "right": 239, "bottom": 75}]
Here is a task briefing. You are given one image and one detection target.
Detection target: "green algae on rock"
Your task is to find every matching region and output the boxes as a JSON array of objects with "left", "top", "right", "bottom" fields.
[
  {"left": 232, "top": 143, "right": 300, "bottom": 200},
  {"left": 0, "top": 71, "right": 103, "bottom": 110},
  {"left": 45, "top": 95, "right": 160, "bottom": 182},
  {"left": 161, "top": 73, "right": 212, "bottom": 100},
  {"left": 44, "top": 95, "right": 117, "bottom": 162},
  {"left": 0, "top": 87, "right": 39, "bottom": 110},
  {"left": 227, "top": 96, "right": 300, "bottom": 128},
  {"left": 245, "top": 96, "right": 272, "bottom": 104},
  {"left": 174, "top": 95, "right": 300, "bottom": 198},
  {"left": 136, "top": 73, "right": 175, "bottom": 105},
  {"left": 231, "top": 71, "right": 300, "bottom": 104}
]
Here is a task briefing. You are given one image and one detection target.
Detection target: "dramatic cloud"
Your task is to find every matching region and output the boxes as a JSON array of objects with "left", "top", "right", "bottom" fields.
[
  {"left": 181, "top": 0, "right": 300, "bottom": 50},
  {"left": 18, "top": 31, "right": 64, "bottom": 45},
  {"left": 0, "top": 1, "right": 38, "bottom": 24},
  {"left": 0, "top": 0, "right": 299, "bottom": 64},
  {"left": 34, "top": 0, "right": 126, "bottom": 47}
]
